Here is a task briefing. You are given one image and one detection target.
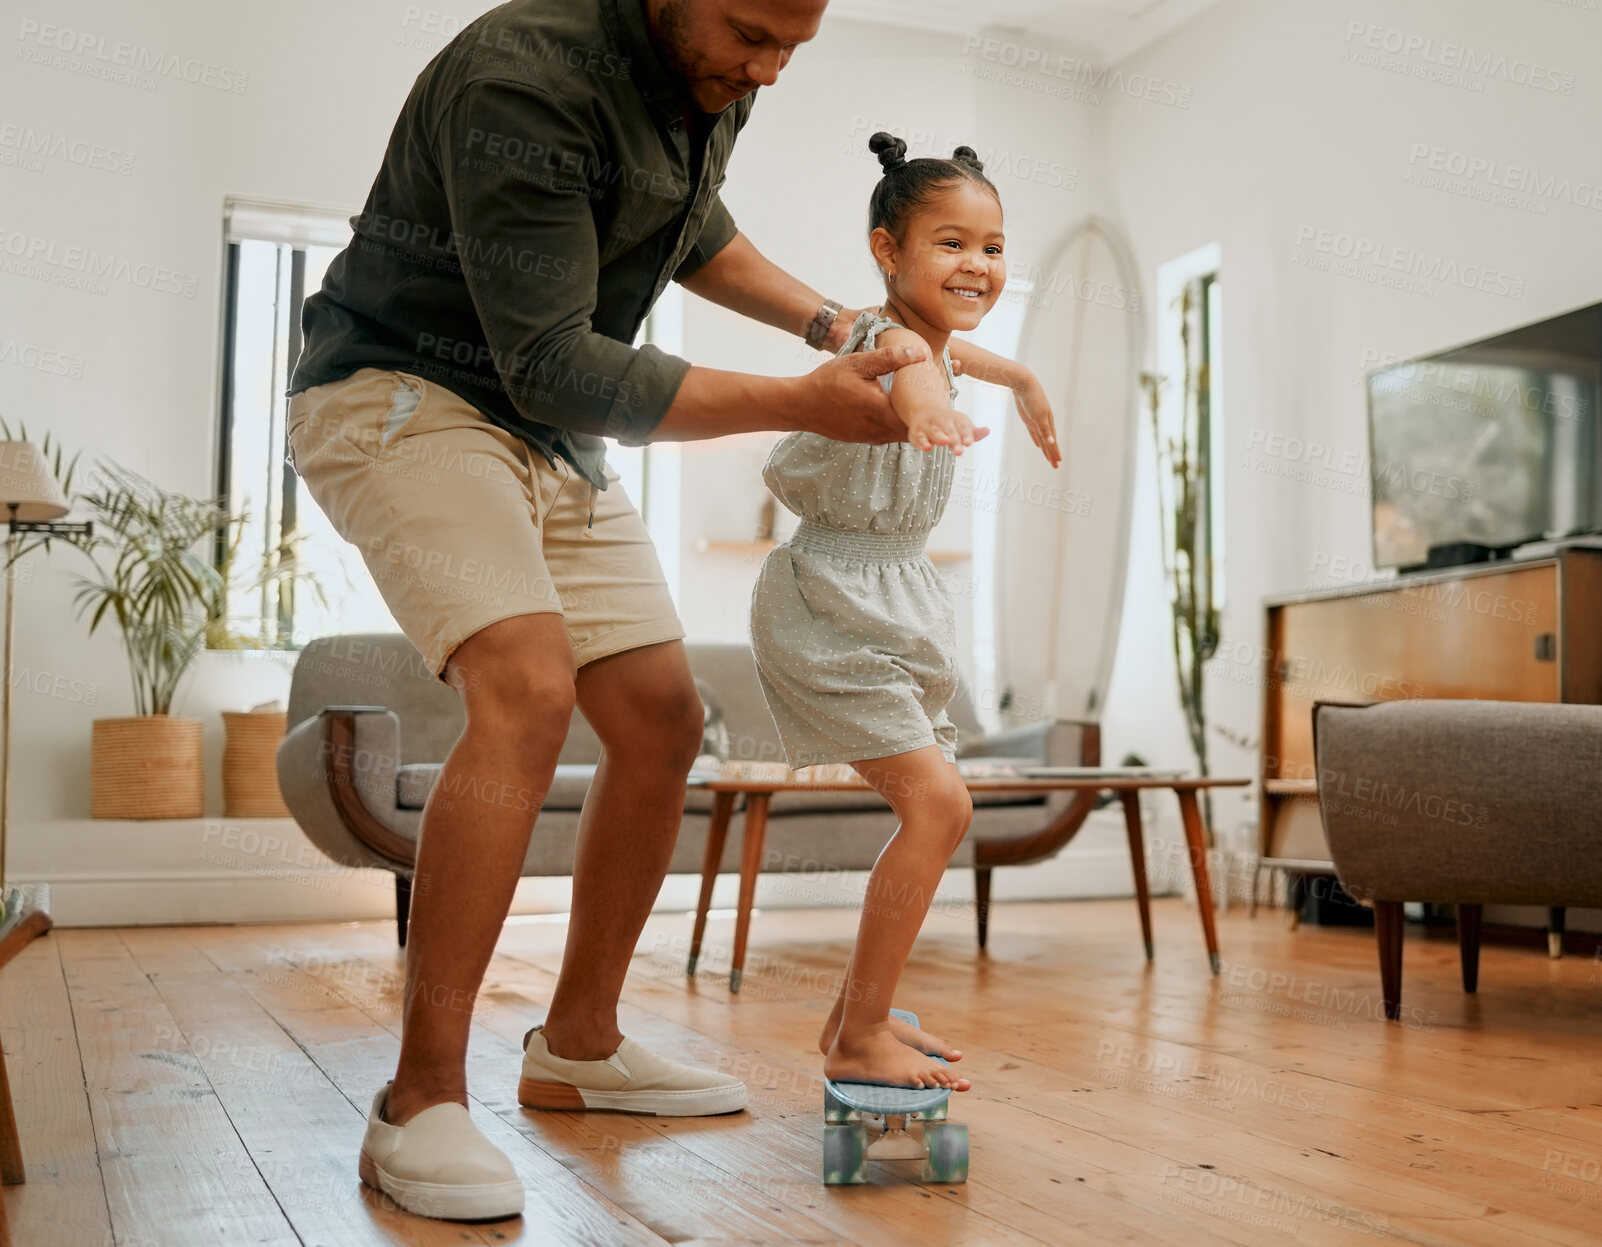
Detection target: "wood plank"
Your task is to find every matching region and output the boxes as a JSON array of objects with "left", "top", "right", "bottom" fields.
[
  {"left": 24, "top": 897, "right": 1602, "bottom": 1244},
  {"left": 0, "top": 936, "right": 112, "bottom": 1247},
  {"left": 182, "top": 924, "right": 691, "bottom": 1247},
  {"left": 206, "top": 924, "right": 894, "bottom": 1247},
  {"left": 54, "top": 928, "right": 297, "bottom": 1246},
  {"left": 116, "top": 926, "right": 498, "bottom": 1247},
  {"left": 266, "top": 921, "right": 1070, "bottom": 1247}
]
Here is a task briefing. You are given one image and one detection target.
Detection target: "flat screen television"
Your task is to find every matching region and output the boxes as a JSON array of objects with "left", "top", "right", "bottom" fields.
[{"left": 1366, "top": 300, "right": 1602, "bottom": 570}]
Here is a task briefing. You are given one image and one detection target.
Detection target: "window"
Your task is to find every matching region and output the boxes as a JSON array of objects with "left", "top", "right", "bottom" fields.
[
  {"left": 1154, "top": 243, "right": 1225, "bottom": 616},
  {"left": 215, "top": 198, "right": 684, "bottom": 647},
  {"left": 215, "top": 197, "right": 376, "bottom": 649}
]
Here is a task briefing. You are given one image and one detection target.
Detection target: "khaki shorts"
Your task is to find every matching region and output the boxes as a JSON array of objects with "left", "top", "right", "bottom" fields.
[{"left": 286, "top": 367, "right": 684, "bottom": 683}]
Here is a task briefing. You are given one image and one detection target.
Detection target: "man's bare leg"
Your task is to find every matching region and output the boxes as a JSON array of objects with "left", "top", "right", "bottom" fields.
[
  {"left": 538, "top": 640, "right": 703, "bottom": 1060},
  {"left": 383, "top": 612, "right": 576, "bottom": 1126}
]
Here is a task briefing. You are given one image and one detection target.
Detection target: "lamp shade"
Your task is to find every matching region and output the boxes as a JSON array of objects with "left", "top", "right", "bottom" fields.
[{"left": 0, "top": 442, "right": 68, "bottom": 521}]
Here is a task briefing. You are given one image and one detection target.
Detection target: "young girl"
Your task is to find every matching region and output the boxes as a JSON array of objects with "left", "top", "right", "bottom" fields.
[{"left": 750, "top": 133, "right": 1060, "bottom": 1090}]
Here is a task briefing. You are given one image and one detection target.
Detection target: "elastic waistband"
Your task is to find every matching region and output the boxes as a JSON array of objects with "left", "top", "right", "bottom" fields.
[{"left": 789, "top": 519, "right": 928, "bottom": 562}]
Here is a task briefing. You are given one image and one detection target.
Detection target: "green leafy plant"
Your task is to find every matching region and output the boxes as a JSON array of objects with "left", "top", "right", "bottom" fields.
[
  {"left": 69, "top": 461, "right": 233, "bottom": 716},
  {"left": 1143, "top": 281, "right": 1221, "bottom": 834}
]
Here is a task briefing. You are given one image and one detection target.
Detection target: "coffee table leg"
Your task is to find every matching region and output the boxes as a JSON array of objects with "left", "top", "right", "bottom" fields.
[
  {"left": 731, "top": 792, "right": 771, "bottom": 994},
  {"left": 1176, "top": 789, "right": 1221, "bottom": 974},
  {"left": 1118, "top": 791, "right": 1154, "bottom": 962},
  {"left": 688, "top": 791, "right": 736, "bottom": 978}
]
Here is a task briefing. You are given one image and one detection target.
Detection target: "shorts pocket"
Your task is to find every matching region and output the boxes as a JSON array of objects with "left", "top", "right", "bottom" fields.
[{"left": 378, "top": 373, "right": 427, "bottom": 450}]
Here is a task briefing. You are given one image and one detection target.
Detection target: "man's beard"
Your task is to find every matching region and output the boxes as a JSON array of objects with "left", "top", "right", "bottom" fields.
[{"left": 653, "top": 0, "right": 706, "bottom": 108}]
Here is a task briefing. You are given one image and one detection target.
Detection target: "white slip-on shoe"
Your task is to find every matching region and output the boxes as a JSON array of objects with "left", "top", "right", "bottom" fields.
[
  {"left": 358, "top": 1083, "right": 524, "bottom": 1221},
  {"left": 518, "top": 1026, "right": 749, "bottom": 1116}
]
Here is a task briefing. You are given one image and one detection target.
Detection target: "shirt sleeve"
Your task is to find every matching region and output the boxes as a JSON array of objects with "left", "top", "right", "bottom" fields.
[
  {"left": 434, "top": 80, "right": 690, "bottom": 444},
  {"left": 672, "top": 192, "right": 738, "bottom": 282}
]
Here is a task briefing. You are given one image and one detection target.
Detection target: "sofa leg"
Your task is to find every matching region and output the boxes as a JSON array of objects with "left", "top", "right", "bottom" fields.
[
  {"left": 1374, "top": 901, "right": 1404, "bottom": 1021},
  {"left": 1548, "top": 906, "right": 1566, "bottom": 959},
  {"left": 1458, "top": 903, "right": 1482, "bottom": 994},
  {"left": 395, "top": 874, "right": 412, "bottom": 948},
  {"left": 974, "top": 867, "right": 992, "bottom": 951}
]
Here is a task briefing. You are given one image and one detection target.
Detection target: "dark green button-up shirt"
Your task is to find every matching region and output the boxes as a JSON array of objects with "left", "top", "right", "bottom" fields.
[{"left": 290, "top": 0, "right": 752, "bottom": 489}]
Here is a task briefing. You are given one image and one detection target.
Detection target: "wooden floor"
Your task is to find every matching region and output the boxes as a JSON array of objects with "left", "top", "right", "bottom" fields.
[{"left": 2, "top": 897, "right": 1600, "bottom": 1246}]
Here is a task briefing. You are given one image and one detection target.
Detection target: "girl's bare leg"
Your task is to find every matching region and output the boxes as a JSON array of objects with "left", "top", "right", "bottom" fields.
[{"left": 820, "top": 746, "right": 974, "bottom": 1091}]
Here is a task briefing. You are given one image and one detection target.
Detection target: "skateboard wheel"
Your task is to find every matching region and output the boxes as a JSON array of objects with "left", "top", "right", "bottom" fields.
[
  {"left": 823, "top": 1123, "right": 868, "bottom": 1184},
  {"left": 921, "top": 1122, "right": 968, "bottom": 1184},
  {"left": 824, "top": 1086, "right": 861, "bottom": 1124}
]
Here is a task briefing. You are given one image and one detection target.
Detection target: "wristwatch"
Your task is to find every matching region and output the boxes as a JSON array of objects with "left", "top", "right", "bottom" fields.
[{"left": 804, "top": 299, "right": 843, "bottom": 351}]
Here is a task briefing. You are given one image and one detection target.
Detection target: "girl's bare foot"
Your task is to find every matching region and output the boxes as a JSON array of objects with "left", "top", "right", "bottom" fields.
[
  {"left": 824, "top": 1026, "right": 972, "bottom": 1091},
  {"left": 818, "top": 1007, "right": 962, "bottom": 1061}
]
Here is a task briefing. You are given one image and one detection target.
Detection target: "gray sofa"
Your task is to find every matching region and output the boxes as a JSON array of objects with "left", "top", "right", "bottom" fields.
[
  {"left": 278, "top": 633, "right": 1099, "bottom": 945},
  {"left": 1314, "top": 698, "right": 1602, "bottom": 1019}
]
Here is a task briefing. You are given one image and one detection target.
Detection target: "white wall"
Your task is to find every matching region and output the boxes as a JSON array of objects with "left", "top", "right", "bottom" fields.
[
  {"left": 1, "top": 3, "right": 1107, "bottom": 820},
  {"left": 1099, "top": 0, "right": 1602, "bottom": 857},
  {"left": 13, "top": 0, "right": 1593, "bottom": 925},
  {"left": 2, "top": 0, "right": 505, "bottom": 820},
  {"left": 2, "top": 2, "right": 1131, "bottom": 920}
]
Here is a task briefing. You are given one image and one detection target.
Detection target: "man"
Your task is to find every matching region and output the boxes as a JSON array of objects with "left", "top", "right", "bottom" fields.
[{"left": 288, "top": 0, "right": 1051, "bottom": 1221}]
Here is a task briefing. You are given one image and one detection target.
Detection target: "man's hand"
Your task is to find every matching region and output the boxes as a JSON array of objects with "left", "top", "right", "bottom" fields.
[
  {"left": 821, "top": 306, "right": 874, "bottom": 354},
  {"left": 793, "top": 343, "right": 928, "bottom": 443}
]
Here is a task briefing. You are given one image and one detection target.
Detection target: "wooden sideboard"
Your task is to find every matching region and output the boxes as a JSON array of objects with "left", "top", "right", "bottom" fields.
[{"left": 1258, "top": 547, "right": 1602, "bottom": 870}]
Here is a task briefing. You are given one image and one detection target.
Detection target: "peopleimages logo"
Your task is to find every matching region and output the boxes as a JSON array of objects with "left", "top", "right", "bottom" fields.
[
  {"left": 1293, "top": 224, "right": 1525, "bottom": 299},
  {"left": 1406, "top": 142, "right": 1602, "bottom": 214},
  {"left": 14, "top": 19, "right": 250, "bottom": 94},
  {"left": 0, "top": 123, "right": 134, "bottom": 175},
  {"left": 1342, "top": 21, "right": 1576, "bottom": 95},
  {"left": 0, "top": 227, "right": 199, "bottom": 298}
]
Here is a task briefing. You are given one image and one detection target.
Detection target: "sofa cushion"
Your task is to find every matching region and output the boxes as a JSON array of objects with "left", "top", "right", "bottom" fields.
[{"left": 397, "top": 762, "right": 721, "bottom": 814}]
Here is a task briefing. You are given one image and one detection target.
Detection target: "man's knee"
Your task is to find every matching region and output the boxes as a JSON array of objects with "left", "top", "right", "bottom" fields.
[
  {"left": 597, "top": 675, "right": 704, "bottom": 766},
  {"left": 462, "top": 658, "right": 576, "bottom": 745}
]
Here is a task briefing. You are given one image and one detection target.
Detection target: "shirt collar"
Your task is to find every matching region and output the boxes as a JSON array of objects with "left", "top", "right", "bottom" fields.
[{"left": 605, "top": 0, "right": 691, "bottom": 117}]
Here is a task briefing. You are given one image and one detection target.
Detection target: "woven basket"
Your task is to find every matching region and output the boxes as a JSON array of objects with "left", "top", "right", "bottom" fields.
[
  {"left": 222, "top": 710, "right": 290, "bottom": 818},
  {"left": 90, "top": 716, "right": 205, "bottom": 819}
]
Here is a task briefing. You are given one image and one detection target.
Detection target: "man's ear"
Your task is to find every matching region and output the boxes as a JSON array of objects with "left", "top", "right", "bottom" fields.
[{"left": 867, "top": 227, "right": 898, "bottom": 276}]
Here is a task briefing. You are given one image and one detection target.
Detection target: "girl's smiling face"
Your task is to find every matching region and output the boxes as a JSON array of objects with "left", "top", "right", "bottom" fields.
[{"left": 871, "top": 179, "right": 1005, "bottom": 334}]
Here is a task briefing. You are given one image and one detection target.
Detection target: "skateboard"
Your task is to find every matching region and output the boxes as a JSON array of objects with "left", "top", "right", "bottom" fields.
[{"left": 821, "top": 1008, "right": 969, "bottom": 1185}]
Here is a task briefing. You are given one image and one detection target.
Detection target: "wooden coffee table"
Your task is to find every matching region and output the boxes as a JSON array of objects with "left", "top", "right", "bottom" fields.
[{"left": 685, "top": 773, "right": 1249, "bottom": 992}]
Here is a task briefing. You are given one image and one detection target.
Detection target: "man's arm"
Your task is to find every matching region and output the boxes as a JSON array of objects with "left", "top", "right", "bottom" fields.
[
  {"left": 678, "top": 231, "right": 861, "bottom": 351},
  {"left": 435, "top": 82, "right": 909, "bottom": 446}
]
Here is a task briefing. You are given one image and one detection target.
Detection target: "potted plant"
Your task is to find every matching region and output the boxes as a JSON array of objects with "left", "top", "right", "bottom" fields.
[{"left": 71, "top": 460, "right": 233, "bottom": 819}]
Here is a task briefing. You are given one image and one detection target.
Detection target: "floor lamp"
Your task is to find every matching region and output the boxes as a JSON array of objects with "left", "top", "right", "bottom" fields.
[{"left": 0, "top": 441, "right": 88, "bottom": 941}]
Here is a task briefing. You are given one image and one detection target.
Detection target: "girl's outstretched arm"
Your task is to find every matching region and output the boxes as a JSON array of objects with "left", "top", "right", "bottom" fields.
[
  {"left": 945, "top": 339, "right": 1061, "bottom": 468},
  {"left": 876, "top": 326, "right": 989, "bottom": 455}
]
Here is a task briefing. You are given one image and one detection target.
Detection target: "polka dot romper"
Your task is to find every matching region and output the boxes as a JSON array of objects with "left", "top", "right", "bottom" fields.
[{"left": 749, "top": 310, "right": 962, "bottom": 770}]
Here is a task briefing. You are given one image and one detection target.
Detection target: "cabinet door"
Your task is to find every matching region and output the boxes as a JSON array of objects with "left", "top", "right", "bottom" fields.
[{"left": 1270, "top": 564, "right": 1559, "bottom": 781}]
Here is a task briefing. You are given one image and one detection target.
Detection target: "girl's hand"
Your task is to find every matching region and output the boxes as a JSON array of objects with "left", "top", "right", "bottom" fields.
[
  {"left": 1013, "top": 374, "right": 1061, "bottom": 468},
  {"left": 906, "top": 407, "right": 990, "bottom": 455}
]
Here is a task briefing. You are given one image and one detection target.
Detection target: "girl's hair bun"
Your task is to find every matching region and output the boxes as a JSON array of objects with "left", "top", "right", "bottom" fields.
[
  {"left": 951, "top": 145, "right": 984, "bottom": 174},
  {"left": 869, "top": 131, "right": 908, "bottom": 174}
]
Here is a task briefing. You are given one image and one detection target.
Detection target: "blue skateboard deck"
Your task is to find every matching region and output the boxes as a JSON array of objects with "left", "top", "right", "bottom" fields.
[
  {"left": 821, "top": 1008, "right": 969, "bottom": 1184},
  {"left": 823, "top": 1008, "right": 954, "bottom": 1115}
]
